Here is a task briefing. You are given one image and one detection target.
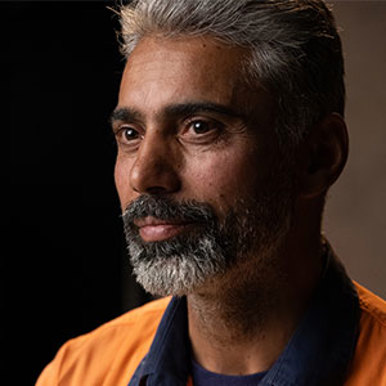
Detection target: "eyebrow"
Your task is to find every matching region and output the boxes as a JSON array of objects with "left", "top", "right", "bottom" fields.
[
  {"left": 110, "top": 101, "right": 244, "bottom": 128},
  {"left": 164, "top": 102, "right": 244, "bottom": 119},
  {"left": 110, "top": 107, "right": 144, "bottom": 126}
]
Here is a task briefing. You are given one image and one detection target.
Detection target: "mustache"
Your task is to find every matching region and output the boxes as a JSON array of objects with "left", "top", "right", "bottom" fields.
[{"left": 122, "top": 195, "right": 218, "bottom": 225}]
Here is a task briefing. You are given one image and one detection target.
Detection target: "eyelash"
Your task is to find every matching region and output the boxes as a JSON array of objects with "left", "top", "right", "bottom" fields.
[
  {"left": 114, "top": 126, "right": 143, "bottom": 150},
  {"left": 114, "top": 117, "right": 225, "bottom": 148},
  {"left": 184, "top": 118, "right": 224, "bottom": 134}
]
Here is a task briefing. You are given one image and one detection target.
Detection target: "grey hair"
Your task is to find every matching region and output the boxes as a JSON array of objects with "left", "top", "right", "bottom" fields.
[{"left": 119, "top": 0, "right": 345, "bottom": 145}]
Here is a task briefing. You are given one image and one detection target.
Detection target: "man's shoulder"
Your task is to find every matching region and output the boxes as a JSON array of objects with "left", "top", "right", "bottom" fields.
[
  {"left": 354, "top": 282, "right": 386, "bottom": 327},
  {"left": 95, "top": 296, "right": 171, "bottom": 330},
  {"left": 65, "top": 296, "right": 171, "bottom": 355},
  {"left": 36, "top": 297, "right": 171, "bottom": 386},
  {"left": 345, "top": 283, "right": 386, "bottom": 386}
]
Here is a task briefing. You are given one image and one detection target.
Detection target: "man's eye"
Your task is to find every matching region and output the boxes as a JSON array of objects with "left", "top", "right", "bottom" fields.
[
  {"left": 188, "top": 119, "right": 224, "bottom": 135},
  {"left": 116, "top": 126, "right": 140, "bottom": 143},
  {"left": 123, "top": 127, "right": 139, "bottom": 140},
  {"left": 180, "top": 118, "right": 225, "bottom": 144},
  {"left": 190, "top": 120, "right": 212, "bottom": 134}
]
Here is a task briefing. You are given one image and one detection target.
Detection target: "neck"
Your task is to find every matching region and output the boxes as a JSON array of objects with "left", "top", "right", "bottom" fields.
[{"left": 187, "top": 231, "right": 324, "bottom": 375}]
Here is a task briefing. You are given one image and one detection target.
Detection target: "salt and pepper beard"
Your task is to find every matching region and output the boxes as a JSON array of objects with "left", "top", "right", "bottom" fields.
[{"left": 122, "top": 173, "right": 295, "bottom": 297}]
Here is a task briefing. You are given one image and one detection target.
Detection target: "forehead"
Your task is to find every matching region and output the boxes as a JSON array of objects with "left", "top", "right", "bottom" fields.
[{"left": 118, "top": 35, "right": 265, "bottom": 115}]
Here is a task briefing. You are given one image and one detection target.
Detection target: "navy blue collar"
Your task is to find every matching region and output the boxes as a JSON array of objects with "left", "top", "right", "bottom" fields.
[
  {"left": 128, "top": 296, "right": 191, "bottom": 386},
  {"left": 129, "top": 248, "right": 360, "bottom": 386}
]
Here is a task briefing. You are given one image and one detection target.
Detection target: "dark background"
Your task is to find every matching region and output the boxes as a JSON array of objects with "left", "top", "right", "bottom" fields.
[{"left": 4, "top": 1, "right": 152, "bottom": 384}]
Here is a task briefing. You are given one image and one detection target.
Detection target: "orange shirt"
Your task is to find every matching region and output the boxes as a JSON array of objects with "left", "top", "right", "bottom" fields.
[
  {"left": 36, "top": 283, "right": 386, "bottom": 385},
  {"left": 345, "top": 283, "right": 386, "bottom": 386}
]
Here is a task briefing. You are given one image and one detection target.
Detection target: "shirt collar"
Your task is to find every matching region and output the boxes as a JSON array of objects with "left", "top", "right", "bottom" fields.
[
  {"left": 129, "top": 244, "right": 360, "bottom": 386},
  {"left": 128, "top": 296, "right": 191, "bottom": 386},
  {"left": 261, "top": 246, "right": 360, "bottom": 385}
]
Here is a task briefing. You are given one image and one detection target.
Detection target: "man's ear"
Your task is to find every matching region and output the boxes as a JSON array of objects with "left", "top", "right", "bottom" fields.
[{"left": 298, "top": 113, "right": 349, "bottom": 199}]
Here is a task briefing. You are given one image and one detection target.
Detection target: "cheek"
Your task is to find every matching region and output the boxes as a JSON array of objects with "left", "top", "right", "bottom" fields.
[
  {"left": 184, "top": 148, "right": 261, "bottom": 208},
  {"left": 114, "top": 156, "right": 133, "bottom": 209}
]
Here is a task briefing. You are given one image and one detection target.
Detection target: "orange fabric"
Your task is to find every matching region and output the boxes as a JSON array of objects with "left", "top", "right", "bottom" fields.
[
  {"left": 36, "top": 283, "right": 386, "bottom": 385},
  {"left": 345, "top": 283, "right": 386, "bottom": 386},
  {"left": 36, "top": 297, "right": 171, "bottom": 386}
]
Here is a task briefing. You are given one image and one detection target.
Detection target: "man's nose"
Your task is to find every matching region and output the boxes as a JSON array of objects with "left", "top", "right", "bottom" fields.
[{"left": 129, "top": 132, "right": 181, "bottom": 195}]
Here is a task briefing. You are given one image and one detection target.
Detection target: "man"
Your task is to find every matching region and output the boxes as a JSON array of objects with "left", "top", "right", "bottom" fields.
[{"left": 37, "top": 0, "right": 386, "bottom": 385}]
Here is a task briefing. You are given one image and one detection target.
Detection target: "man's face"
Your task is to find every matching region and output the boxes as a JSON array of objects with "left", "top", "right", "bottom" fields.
[{"left": 113, "top": 36, "right": 294, "bottom": 296}]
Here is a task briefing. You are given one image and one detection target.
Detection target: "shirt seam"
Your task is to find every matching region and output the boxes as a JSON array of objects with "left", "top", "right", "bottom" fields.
[{"left": 359, "top": 299, "right": 386, "bottom": 327}]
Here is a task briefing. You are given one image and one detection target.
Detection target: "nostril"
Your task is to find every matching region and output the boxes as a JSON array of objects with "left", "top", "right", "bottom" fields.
[{"left": 146, "top": 186, "right": 169, "bottom": 195}]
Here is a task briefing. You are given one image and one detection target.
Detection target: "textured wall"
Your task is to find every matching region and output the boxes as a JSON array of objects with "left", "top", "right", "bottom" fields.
[{"left": 324, "top": 1, "right": 386, "bottom": 298}]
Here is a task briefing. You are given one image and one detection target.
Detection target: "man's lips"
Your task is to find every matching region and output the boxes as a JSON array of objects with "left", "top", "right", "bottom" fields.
[{"left": 134, "top": 216, "right": 193, "bottom": 242}]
